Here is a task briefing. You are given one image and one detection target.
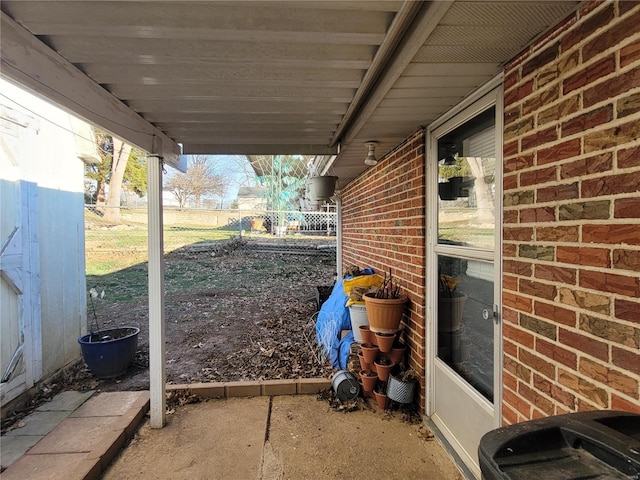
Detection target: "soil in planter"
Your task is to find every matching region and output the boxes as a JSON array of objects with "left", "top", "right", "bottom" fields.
[{"left": 85, "top": 327, "right": 139, "bottom": 342}]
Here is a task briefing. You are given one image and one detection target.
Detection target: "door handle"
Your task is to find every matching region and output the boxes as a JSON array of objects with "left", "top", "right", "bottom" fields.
[{"left": 483, "top": 305, "right": 499, "bottom": 323}]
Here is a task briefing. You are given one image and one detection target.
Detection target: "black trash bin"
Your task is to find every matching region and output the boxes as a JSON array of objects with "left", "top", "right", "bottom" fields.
[{"left": 478, "top": 411, "right": 640, "bottom": 480}]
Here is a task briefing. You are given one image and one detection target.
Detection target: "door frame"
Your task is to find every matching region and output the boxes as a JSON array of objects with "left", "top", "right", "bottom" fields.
[{"left": 424, "top": 76, "right": 504, "bottom": 475}]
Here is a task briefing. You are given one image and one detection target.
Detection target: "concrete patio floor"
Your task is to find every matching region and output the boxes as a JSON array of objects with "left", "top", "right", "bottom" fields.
[{"left": 1, "top": 389, "right": 464, "bottom": 480}]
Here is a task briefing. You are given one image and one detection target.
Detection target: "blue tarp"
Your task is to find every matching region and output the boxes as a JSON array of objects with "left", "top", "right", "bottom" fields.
[{"left": 315, "top": 279, "right": 353, "bottom": 369}]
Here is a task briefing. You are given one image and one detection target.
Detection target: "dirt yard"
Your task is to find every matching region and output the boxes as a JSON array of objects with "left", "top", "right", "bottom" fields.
[{"left": 81, "top": 238, "right": 337, "bottom": 392}]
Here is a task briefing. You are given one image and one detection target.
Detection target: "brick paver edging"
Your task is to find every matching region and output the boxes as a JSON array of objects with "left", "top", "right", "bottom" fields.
[{"left": 166, "top": 378, "right": 330, "bottom": 398}]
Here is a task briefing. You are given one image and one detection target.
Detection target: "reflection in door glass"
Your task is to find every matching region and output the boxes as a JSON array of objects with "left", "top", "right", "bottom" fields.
[
  {"left": 437, "top": 107, "right": 496, "bottom": 250},
  {"left": 438, "top": 255, "right": 494, "bottom": 401}
]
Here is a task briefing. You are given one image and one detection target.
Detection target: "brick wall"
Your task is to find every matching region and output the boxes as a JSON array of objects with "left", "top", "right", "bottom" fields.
[
  {"left": 502, "top": 0, "right": 640, "bottom": 424},
  {"left": 341, "top": 129, "right": 427, "bottom": 407}
]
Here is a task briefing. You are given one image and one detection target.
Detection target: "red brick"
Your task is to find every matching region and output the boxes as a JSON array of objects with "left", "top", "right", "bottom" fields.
[
  {"left": 504, "top": 139, "right": 519, "bottom": 157},
  {"left": 581, "top": 173, "right": 640, "bottom": 198},
  {"left": 560, "top": 153, "right": 613, "bottom": 179},
  {"left": 518, "top": 382, "right": 555, "bottom": 415},
  {"left": 504, "top": 80, "right": 535, "bottom": 106},
  {"left": 611, "top": 393, "right": 640, "bottom": 414},
  {"left": 520, "top": 166, "right": 557, "bottom": 186},
  {"left": 613, "top": 249, "right": 640, "bottom": 272},
  {"left": 535, "top": 264, "right": 577, "bottom": 284},
  {"left": 561, "top": 106, "right": 613, "bottom": 138},
  {"left": 615, "top": 198, "right": 640, "bottom": 218},
  {"left": 519, "top": 280, "right": 556, "bottom": 301},
  {"left": 503, "top": 259, "right": 533, "bottom": 277},
  {"left": 523, "top": 43, "right": 560, "bottom": 78},
  {"left": 612, "top": 346, "right": 640, "bottom": 376},
  {"left": 519, "top": 349, "right": 556, "bottom": 379},
  {"left": 503, "top": 291, "right": 533, "bottom": 313},
  {"left": 504, "top": 339, "right": 519, "bottom": 358},
  {"left": 558, "top": 328, "right": 609, "bottom": 362},
  {"left": 521, "top": 126, "right": 558, "bottom": 152},
  {"left": 582, "top": 7, "right": 640, "bottom": 61},
  {"left": 618, "top": 145, "right": 640, "bottom": 168},
  {"left": 519, "top": 206, "right": 556, "bottom": 223},
  {"left": 582, "top": 224, "right": 640, "bottom": 245},
  {"left": 502, "top": 402, "right": 519, "bottom": 425},
  {"left": 615, "top": 299, "right": 640, "bottom": 324},
  {"left": 584, "top": 65, "right": 640, "bottom": 107},
  {"left": 503, "top": 388, "right": 532, "bottom": 418},
  {"left": 585, "top": 121, "right": 640, "bottom": 153},
  {"left": 538, "top": 95, "right": 581, "bottom": 127},
  {"left": 536, "top": 225, "right": 579, "bottom": 242},
  {"left": 503, "top": 274, "right": 519, "bottom": 292},
  {"left": 580, "top": 358, "right": 639, "bottom": 396},
  {"left": 504, "top": 154, "right": 534, "bottom": 173},
  {"left": 503, "top": 227, "right": 534, "bottom": 241},
  {"left": 503, "top": 370, "right": 518, "bottom": 391},
  {"left": 556, "top": 246, "right": 611, "bottom": 268},
  {"left": 504, "top": 69, "right": 520, "bottom": 91},
  {"left": 563, "top": 55, "right": 616, "bottom": 95},
  {"left": 505, "top": 355, "right": 532, "bottom": 383},
  {"left": 579, "top": 269, "right": 640, "bottom": 297},
  {"left": 537, "top": 139, "right": 582, "bottom": 165},
  {"left": 561, "top": 3, "right": 615, "bottom": 52},
  {"left": 537, "top": 182, "right": 579, "bottom": 202},
  {"left": 522, "top": 85, "right": 559, "bottom": 115},
  {"left": 504, "top": 323, "right": 535, "bottom": 349},
  {"left": 536, "top": 337, "right": 578, "bottom": 369},
  {"left": 534, "top": 301, "right": 577, "bottom": 327},
  {"left": 504, "top": 173, "right": 518, "bottom": 190},
  {"left": 621, "top": 37, "right": 640, "bottom": 68}
]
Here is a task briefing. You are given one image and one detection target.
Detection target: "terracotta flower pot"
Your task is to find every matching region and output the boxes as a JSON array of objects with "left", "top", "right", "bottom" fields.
[
  {"left": 359, "top": 369, "right": 378, "bottom": 392},
  {"left": 374, "top": 331, "right": 396, "bottom": 353},
  {"left": 363, "top": 293, "right": 407, "bottom": 333},
  {"left": 374, "top": 358, "right": 395, "bottom": 382},
  {"left": 359, "top": 325, "right": 373, "bottom": 344},
  {"left": 390, "top": 343, "right": 407, "bottom": 364},
  {"left": 360, "top": 343, "right": 379, "bottom": 364},
  {"left": 372, "top": 390, "right": 388, "bottom": 410},
  {"left": 357, "top": 353, "right": 371, "bottom": 371}
]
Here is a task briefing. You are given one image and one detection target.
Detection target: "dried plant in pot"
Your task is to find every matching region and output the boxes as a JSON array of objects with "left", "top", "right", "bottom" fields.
[
  {"left": 386, "top": 369, "right": 418, "bottom": 404},
  {"left": 363, "top": 270, "right": 407, "bottom": 334},
  {"left": 78, "top": 287, "right": 140, "bottom": 379},
  {"left": 372, "top": 382, "right": 389, "bottom": 410},
  {"left": 359, "top": 369, "right": 379, "bottom": 392},
  {"left": 373, "top": 355, "right": 395, "bottom": 383}
]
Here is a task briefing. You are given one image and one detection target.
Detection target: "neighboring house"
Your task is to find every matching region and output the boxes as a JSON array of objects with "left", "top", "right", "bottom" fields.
[
  {"left": 0, "top": 80, "right": 97, "bottom": 406},
  {"left": 237, "top": 186, "right": 267, "bottom": 211},
  {"left": 342, "top": 3, "right": 640, "bottom": 474}
]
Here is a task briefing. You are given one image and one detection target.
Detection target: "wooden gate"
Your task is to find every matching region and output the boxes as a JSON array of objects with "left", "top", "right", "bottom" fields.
[{"left": 0, "top": 104, "right": 42, "bottom": 405}]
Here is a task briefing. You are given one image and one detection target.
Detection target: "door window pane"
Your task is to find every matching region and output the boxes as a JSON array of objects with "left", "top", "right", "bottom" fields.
[
  {"left": 438, "top": 255, "right": 494, "bottom": 402},
  {"left": 438, "top": 107, "right": 496, "bottom": 250}
]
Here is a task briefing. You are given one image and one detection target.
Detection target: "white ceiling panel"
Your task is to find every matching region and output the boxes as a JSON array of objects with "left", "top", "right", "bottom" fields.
[{"left": 0, "top": 0, "right": 579, "bottom": 184}]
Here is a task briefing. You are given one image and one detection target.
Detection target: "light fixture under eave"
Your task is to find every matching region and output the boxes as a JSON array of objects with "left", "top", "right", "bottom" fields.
[{"left": 365, "top": 141, "right": 379, "bottom": 166}]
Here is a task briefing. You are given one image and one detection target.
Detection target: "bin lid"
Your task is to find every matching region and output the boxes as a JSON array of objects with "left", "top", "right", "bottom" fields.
[{"left": 478, "top": 411, "right": 640, "bottom": 480}]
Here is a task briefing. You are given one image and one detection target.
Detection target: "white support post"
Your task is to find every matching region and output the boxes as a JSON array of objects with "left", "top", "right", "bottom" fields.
[{"left": 147, "top": 155, "right": 166, "bottom": 428}]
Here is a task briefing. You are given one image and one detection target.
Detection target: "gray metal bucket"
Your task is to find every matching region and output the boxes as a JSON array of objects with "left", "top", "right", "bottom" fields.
[{"left": 331, "top": 370, "right": 360, "bottom": 401}]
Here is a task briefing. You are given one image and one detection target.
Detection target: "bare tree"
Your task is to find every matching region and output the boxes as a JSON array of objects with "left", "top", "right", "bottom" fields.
[{"left": 166, "top": 155, "right": 224, "bottom": 208}]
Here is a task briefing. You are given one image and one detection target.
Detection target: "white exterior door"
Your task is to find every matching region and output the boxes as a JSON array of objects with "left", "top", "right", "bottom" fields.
[
  {"left": 427, "top": 86, "right": 503, "bottom": 478},
  {"left": 0, "top": 105, "right": 42, "bottom": 405}
]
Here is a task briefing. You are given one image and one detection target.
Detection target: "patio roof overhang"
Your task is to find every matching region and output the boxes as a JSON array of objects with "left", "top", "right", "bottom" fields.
[
  {"left": 1, "top": 0, "right": 578, "bottom": 183},
  {"left": 0, "top": 0, "right": 580, "bottom": 428}
]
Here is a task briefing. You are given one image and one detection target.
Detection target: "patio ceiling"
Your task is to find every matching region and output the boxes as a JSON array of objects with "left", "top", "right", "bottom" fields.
[{"left": 1, "top": 0, "right": 578, "bottom": 183}]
